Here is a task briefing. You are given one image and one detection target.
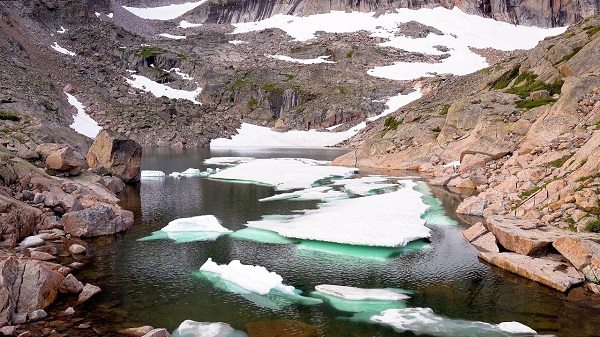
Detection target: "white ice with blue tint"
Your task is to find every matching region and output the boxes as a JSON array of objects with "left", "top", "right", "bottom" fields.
[
  {"left": 370, "top": 308, "right": 537, "bottom": 336},
  {"left": 259, "top": 186, "right": 346, "bottom": 202},
  {"left": 172, "top": 320, "right": 247, "bottom": 337},
  {"left": 122, "top": 0, "right": 207, "bottom": 20},
  {"left": 315, "top": 285, "right": 410, "bottom": 301},
  {"left": 141, "top": 170, "right": 166, "bottom": 178},
  {"left": 139, "top": 215, "right": 230, "bottom": 243},
  {"left": 210, "top": 158, "right": 357, "bottom": 191},
  {"left": 203, "top": 157, "right": 255, "bottom": 165},
  {"left": 332, "top": 176, "right": 398, "bottom": 196}
]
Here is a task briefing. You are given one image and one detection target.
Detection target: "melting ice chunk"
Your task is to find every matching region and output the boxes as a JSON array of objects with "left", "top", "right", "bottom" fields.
[
  {"left": 210, "top": 158, "right": 357, "bottom": 191},
  {"left": 332, "top": 176, "right": 398, "bottom": 196},
  {"left": 141, "top": 170, "right": 166, "bottom": 178},
  {"left": 259, "top": 186, "right": 347, "bottom": 202},
  {"left": 139, "top": 215, "right": 230, "bottom": 243},
  {"left": 370, "top": 308, "right": 537, "bottom": 337},
  {"left": 315, "top": 285, "right": 410, "bottom": 301},
  {"left": 172, "top": 320, "right": 247, "bottom": 337},
  {"left": 203, "top": 157, "right": 255, "bottom": 166}
]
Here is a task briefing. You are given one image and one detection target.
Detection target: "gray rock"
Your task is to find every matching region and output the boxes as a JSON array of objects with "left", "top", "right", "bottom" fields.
[
  {"left": 77, "top": 283, "right": 101, "bottom": 305},
  {"left": 142, "top": 328, "right": 171, "bottom": 337},
  {"left": 27, "top": 309, "right": 47, "bottom": 322}
]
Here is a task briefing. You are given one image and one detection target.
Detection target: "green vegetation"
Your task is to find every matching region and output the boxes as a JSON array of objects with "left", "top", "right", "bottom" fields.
[
  {"left": 0, "top": 111, "right": 20, "bottom": 122},
  {"left": 247, "top": 97, "right": 258, "bottom": 110},
  {"left": 134, "top": 46, "right": 164, "bottom": 58},
  {"left": 546, "top": 154, "right": 573, "bottom": 168},
  {"left": 584, "top": 25, "right": 600, "bottom": 37},
  {"left": 440, "top": 104, "right": 451, "bottom": 116},
  {"left": 553, "top": 47, "right": 582, "bottom": 65},
  {"left": 45, "top": 169, "right": 58, "bottom": 176},
  {"left": 261, "top": 83, "right": 284, "bottom": 94},
  {"left": 228, "top": 74, "right": 252, "bottom": 92},
  {"left": 280, "top": 73, "right": 295, "bottom": 82},
  {"left": 491, "top": 67, "right": 519, "bottom": 89},
  {"left": 587, "top": 219, "right": 600, "bottom": 233},
  {"left": 431, "top": 126, "right": 441, "bottom": 133},
  {"left": 595, "top": 120, "right": 600, "bottom": 130},
  {"left": 515, "top": 98, "right": 556, "bottom": 109},
  {"left": 505, "top": 72, "right": 563, "bottom": 99},
  {"left": 383, "top": 116, "right": 401, "bottom": 131},
  {"left": 566, "top": 217, "right": 577, "bottom": 232},
  {"left": 346, "top": 49, "right": 355, "bottom": 58}
]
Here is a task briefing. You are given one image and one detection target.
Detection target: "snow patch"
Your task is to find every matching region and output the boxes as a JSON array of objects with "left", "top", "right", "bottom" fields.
[
  {"left": 125, "top": 74, "right": 202, "bottom": 104},
  {"left": 210, "top": 158, "right": 356, "bottom": 191},
  {"left": 122, "top": 0, "right": 207, "bottom": 20},
  {"left": 370, "top": 308, "right": 537, "bottom": 336},
  {"left": 178, "top": 20, "right": 203, "bottom": 28},
  {"left": 228, "top": 40, "right": 248, "bottom": 45},
  {"left": 141, "top": 170, "right": 166, "bottom": 178},
  {"left": 57, "top": 26, "right": 67, "bottom": 34},
  {"left": 368, "top": 89, "right": 422, "bottom": 121},
  {"left": 107, "top": 13, "right": 113, "bottom": 18},
  {"left": 159, "top": 33, "right": 186, "bottom": 40},
  {"left": 51, "top": 42, "right": 76, "bottom": 56},
  {"left": 169, "top": 68, "right": 194, "bottom": 81},
  {"left": 172, "top": 320, "right": 247, "bottom": 337},
  {"left": 65, "top": 93, "right": 102, "bottom": 138},
  {"left": 245, "top": 180, "right": 431, "bottom": 247},
  {"left": 267, "top": 54, "right": 335, "bottom": 64}
]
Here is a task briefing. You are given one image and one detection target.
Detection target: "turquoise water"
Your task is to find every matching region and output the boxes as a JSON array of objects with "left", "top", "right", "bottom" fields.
[{"left": 78, "top": 148, "right": 600, "bottom": 337}]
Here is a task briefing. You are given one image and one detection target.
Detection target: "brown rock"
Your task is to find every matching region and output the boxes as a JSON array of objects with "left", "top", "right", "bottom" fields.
[
  {"left": 62, "top": 204, "right": 134, "bottom": 237},
  {"left": 29, "top": 251, "right": 56, "bottom": 261},
  {"left": 553, "top": 237, "right": 600, "bottom": 270},
  {"left": 69, "top": 244, "right": 86, "bottom": 255},
  {"left": 456, "top": 196, "right": 486, "bottom": 216},
  {"left": 479, "top": 252, "right": 585, "bottom": 292},
  {"left": 485, "top": 216, "right": 557, "bottom": 256},
  {"left": 77, "top": 283, "right": 101, "bottom": 305},
  {"left": 529, "top": 90, "right": 550, "bottom": 100},
  {"left": 463, "top": 222, "right": 487, "bottom": 242},
  {"left": 119, "top": 326, "right": 155, "bottom": 337},
  {"left": 86, "top": 130, "right": 142, "bottom": 183},
  {"left": 460, "top": 153, "right": 489, "bottom": 173},
  {"left": 454, "top": 177, "right": 477, "bottom": 189},
  {"left": 45, "top": 147, "right": 85, "bottom": 175},
  {"left": 59, "top": 274, "right": 84, "bottom": 294},
  {"left": 34, "top": 143, "right": 67, "bottom": 161},
  {"left": 141, "top": 329, "right": 171, "bottom": 337},
  {"left": 246, "top": 319, "right": 323, "bottom": 337},
  {"left": 0, "top": 194, "right": 45, "bottom": 249},
  {"left": 472, "top": 232, "right": 500, "bottom": 253},
  {"left": 573, "top": 189, "right": 599, "bottom": 212}
]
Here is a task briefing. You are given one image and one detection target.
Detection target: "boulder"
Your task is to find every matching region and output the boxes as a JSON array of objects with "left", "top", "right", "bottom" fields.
[
  {"left": 0, "top": 194, "right": 46, "bottom": 249},
  {"left": 34, "top": 143, "right": 65, "bottom": 161},
  {"left": 0, "top": 257, "right": 64, "bottom": 326},
  {"left": 463, "top": 222, "right": 487, "bottom": 242},
  {"left": 45, "top": 147, "right": 86, "bottom": 175},
  {"left": 29, "top": 251, "right": 56, "bottom": 261},
  {"left": 455, "top": 196, "right": 486, "bottom": 216},
  {"left": 27, "top": 309, "right": 46, "bottom": 322},
  {"left": 459, "top": 153, "right": 489, "bottom": 173},
  {"left": 86, "top": 130, "right": 142, "bottom": 183},
  {"left": 479, "top": 252, "right": 585, "bottom": 292},
  {"left": 472, "top": 232, "right": 500, "bottom": 253},
  {"left": 553, "top": 237, "right": 600, "bottom": 282},
  {"left": 119, "top": 326, "right": 155, "bottom": 337},
  {"left": 69, "top": 244, "right": 87, "bottom": 255},
  {"left": 484, "top": 216, "right": 558, "bottom": 256},
  {"left": 59, "top": 274, "right": 84, "bottom": 294},
  {"left": 102, "top": 176, "right": 125, "bottom": 194},
  {"left": 62, "top": 204, "right": 134, "bottom": 237},
  {"left": 77, "top": 283, "right": 101, "bottom": 305},
  {"left": 141, "top": 329, "right": 171, "bottom": 337},
  {"left": 529, "top": 90, "right": 550, "bottom": 100},
  {"left": 573, "top": 189, "right": 599, "bottom": 212}
]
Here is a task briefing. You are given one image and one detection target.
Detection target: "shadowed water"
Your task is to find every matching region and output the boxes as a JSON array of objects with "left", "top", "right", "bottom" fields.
[{"left": 78, "top": 148, "right": 600, "bottom": 337}]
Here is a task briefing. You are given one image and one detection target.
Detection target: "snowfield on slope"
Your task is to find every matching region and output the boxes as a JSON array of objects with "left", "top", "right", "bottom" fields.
[
  {"left": 125, "top": 74, "right": 202, "bottom": 104},
  {"left": 65, "top": 92, "right": 102, "bottom": 138},
  {"left": 122, "top": 0, "right": 207, "bottom": 20}
]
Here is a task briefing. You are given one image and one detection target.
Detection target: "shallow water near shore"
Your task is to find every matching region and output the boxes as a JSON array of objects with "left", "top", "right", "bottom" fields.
[{"left": 79, "top": 148, "right": 600, "bottom": 337}]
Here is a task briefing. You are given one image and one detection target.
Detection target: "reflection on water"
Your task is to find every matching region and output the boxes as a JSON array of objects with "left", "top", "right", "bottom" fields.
[{"left": 77, "top": 148, "right": 600, "bottom": 337}]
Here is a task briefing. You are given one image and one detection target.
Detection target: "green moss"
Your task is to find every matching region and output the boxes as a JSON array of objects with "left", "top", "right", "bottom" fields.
[
  {"left": 0, "top": 111, "right": 20, "bottom": 122},
  {"left": 491, "top": 67, "right": 519, "bottom": 89},
  {"left": 383, "top": 116, "right": 401, "bottom": 131},
  {"left": 134, "top": 46, "right": 164, "bottom": 58},
  {"left": 584, "top": 25, "right": 600, "bottom": 37},
  {"left": 228, "top": 74, "right": 251, "bottom": 91},
  {"left": 346, "top": 49, "right": 355, "bottom": 58},
  {"left": 587, "top": 220, "right": 600, "bottom": 233},
  {"left": 566, "top": 217, "right": 576, "bottom": 232},
  {"left": 595, "top": 121, "right": 600, "bottom": 130},
  {"left": 431, "top": 126, "right": 441, "bottom": 133},
  {"left": 553, "top": 47, "right": 582, "bottom": 65},
  {"left": 440, "top": 104, "right": 451, "bottom": 116},
  {"left": 515, "top": 98, "right": 556, "bottom": 109},
  {"left": 247, "top": 97, "right": 258, "bottom": 110},
  {"left": 521, "top": 185, "right": 543, "bottom": 198},
  {"left": 261, "top": 83, "right": 284, "bottom": 94},
  {"left": 45, "top": 169, "right": 58, "bottom": 176},
  {"left": 546, "top": 154, "right": 573, "bottom": 168},
  {"left": 505, "top": 72, "right": 563, "bottom": 99}
]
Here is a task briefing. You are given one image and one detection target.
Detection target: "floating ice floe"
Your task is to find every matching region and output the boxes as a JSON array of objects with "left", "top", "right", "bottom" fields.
[
  {"left": 312, "top": 285, "right": 411, "bottom": 313},
  {"left": 178, "top": 20, "right": 203, "bottom": 28},
  {"left": 19, "top": 235, "right": 44, "bottom": 248},
  {"left": 122, "top": 0, "right": 207, "bottom": 20},
  {"left": 51, "top": 42, "right": 76, "bottom": 56},
  {"left": 125, "top": 74, "right": 202, "bottom": 104},
  {"left": 245, "top": 180, "right": 431, "bottom": 247},
  {"left": 210, "top": 158, "right": 356, "bottom": 191},
  {"left": 370, "top": 308, "right": 537, "bottom": 337},
  {"left": 159, "top": 33, "right": 187, "bottom": 40},
  {"left": 267, "top": 54, "right": 335, "bottom": 64},
  {"left": 57, "top": 26, "right": 67, "bottom": 34},
  {"left": 172, "top": 320, "right": 247, "bottom": 337},
  {"left": 228, "top": 40, "right": 248, "bottom": 45},
  {"left": 332, "top": 176, "right": 398, "bottom": 196},
  {"left": 65, "top": 92, "right": 102, "bottom": 138},
  {"left": 196, "top": 258, "right": 322, "bottom": 309},
  {"left": 170, "top": 168, "right": 218, "bottom": 177},
  {"left": 141, "top": 170, "right": 166, "bottom": 178},
  {"left": 229, "top": 228, "right": 296, "bottom": 244},
  {"left": 259, "top": 186, "right": 347, "bottom": 202},
  {"left": 139, "top": 215, "right": 231, "bottom": 243},
  {"left": 203, "top": 157, "right": 255, "bottom": 166}
]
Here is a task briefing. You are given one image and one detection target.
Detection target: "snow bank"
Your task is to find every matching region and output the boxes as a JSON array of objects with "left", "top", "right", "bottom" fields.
[
  {"left": 125, "top": 74, "right": 201, "bottom": 104},
  {"left": 371, "top": 308, "right": 537, "bottom": 336},
  {"left": 178, "top": 20, "right": 203, "bottom": 28},
  {"left": 210, "top": 122, "right": 361, "bottom": 148},
  {"left": 159, "top": 33, "right": 186, "bottom": 40},
  {"left": 210, "top": 158, "right": 356, "bottom": 190},
  {"left": 267, "top": 54, "right": 335, "bottom": 64},
  {"left": 65, "top": 93, "right": 102, "bottom": 138},
  {"left": 229, "top": 40, "right": 248, "bottom": 45},
  {"left": 199, "top": 258, "right": 295, "bottom": 295},
  {"left": 141, "top": 170, "right": 166, "bottom": 178},
  {"left": 259, "top": 186, "right": 346, "bottom": 202},
  {"left": 246, "top": 180, "right": 431, "bottom": 247},
  {"left": 169, "top": 68, "right": 194, "bottom": 81},
  {"left": 172, "top": 320, "right": 247, "bottom": 337},
  {"left": 368, "top": 89, "right": 422, "bottom": 121},
  {"left": 122, "top": 0, "right": 207, "bottom": 20},
  {"left": 315, "top": 285, "right": 409, "bottom": 301},
  {"left": 51, "top": 42, "right": 76, "bottom": 56},
  {"left": 57, "top": 26, "right": 67, "bottom": 34}
]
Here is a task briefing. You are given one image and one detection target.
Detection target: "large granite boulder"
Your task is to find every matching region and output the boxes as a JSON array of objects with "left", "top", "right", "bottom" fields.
[
  {"left": 484, "top": 216, "right": 559, "bottom": 256},
  {"left": 554, "top": 238, "right": 600, "bottom": 283},
  {"left": 0, "top": 256, "right": 65, "bottom": 327},
  {"left": 479, "top": 252, "right": 585, "bottom": 292},
  {"left": 86, "top": 130, "right": 142, "bottom": 183},
  {"left": 62, "top": 204, "right": 134, "bottom": 237},
  {"left": 0, "top": 194, "right": 45, "bottom": 249},
  {"left": 45, "top": 146, "right": 86, "bottom": 175}
]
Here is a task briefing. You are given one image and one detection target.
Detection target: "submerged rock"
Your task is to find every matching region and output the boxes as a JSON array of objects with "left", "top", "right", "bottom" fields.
[
  {"left": 479, "top": 252, "right": 585, "bottom": 292},
  {"left": 86, "top": 130, "right": 142, "bottom": 183},
  {"left": 119, "top": 326, "right": 155, "bottom": 336},
  {"left": 77, "top": 283, "right": 101, "bottom": 305},
  {"left": 245, "top": 319, "right": 322, "bottom": 337}
]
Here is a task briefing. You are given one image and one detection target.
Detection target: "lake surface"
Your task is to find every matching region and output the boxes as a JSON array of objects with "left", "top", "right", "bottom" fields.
[{"left": 79, "top": 148, "right": 600, "bottom": 337}]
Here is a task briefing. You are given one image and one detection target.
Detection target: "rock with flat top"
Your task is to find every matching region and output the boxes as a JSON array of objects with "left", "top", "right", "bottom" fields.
[
  {"left": 479, "top": 252, "right": 585, "bottom": 292},
  {"left": 553, "top": 237, "right": 600, "bottom": 270},
  {"left": 456, "top": 196, "right": 486, "bottom": 216},
  {"left": 463, "top": 223, "right": 487, "bottom": 242},
  {"left": 484, "top": 216, "right": 558, "bottom": 256},
  {"left": 63, "top": 204, "right": 134, "bottom": 237},
  {"left": 472, "top": 232, "right": 500, "bottom": 253}
]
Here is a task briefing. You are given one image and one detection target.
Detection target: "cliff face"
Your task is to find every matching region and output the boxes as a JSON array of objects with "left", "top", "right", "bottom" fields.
[{"left": 172, "top": 0, "right": 600, "bottom": 27}]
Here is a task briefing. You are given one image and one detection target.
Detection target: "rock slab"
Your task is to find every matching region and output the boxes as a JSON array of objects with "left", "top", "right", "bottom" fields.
[{"left": 87, "top": 130, "right": 142, "bottom": 183}]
